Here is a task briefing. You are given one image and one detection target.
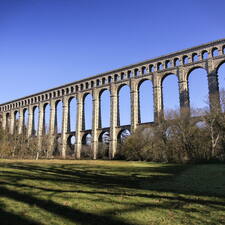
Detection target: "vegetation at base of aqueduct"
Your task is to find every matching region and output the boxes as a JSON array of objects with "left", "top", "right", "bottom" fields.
[{"left": 0, "top": 160, "right": 224, "bottom": 225}]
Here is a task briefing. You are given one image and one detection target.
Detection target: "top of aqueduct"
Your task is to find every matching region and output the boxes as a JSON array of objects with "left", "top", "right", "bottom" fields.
[{"left": 0, "top": 38, "right": 225, "bottom": 111}]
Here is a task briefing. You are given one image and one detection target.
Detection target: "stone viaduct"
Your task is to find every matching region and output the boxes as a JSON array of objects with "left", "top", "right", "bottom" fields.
[{"left": 0, "top": 39, "right": 225, "bottom": 159}]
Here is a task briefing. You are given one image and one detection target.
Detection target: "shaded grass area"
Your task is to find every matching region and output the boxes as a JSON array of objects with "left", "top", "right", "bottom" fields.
[{"left": 0, "top": 160, "right": 224, "bottom": 225}]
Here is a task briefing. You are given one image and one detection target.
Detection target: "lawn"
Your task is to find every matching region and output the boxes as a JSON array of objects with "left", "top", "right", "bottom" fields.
[{"left": 0, "top": 160, "right": 224, "bottom": 225}]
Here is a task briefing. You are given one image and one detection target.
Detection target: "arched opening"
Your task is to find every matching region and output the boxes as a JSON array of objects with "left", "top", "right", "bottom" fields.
[
  {"left": 127, "top": 70, "right": 133, "bottom": 78},
  {"left": 142, "top": 66, "right": 147, "bottom": 75},
  {"left": 162, "top": 74, "right": 180, "bottom": 117},
  {"left": 33, "top": 106, "right": 39, "bottom": 136},
  {"left": 183, "top": 55, "right": 189, "bottom": 64},
  {"left": 195, "top": 120, "right": 207, "bottom": 129},
  {"left": 134, "top": 68, "right": 140, "bottom": 76},
  {"left": 121, "top": 73, "right": 125, "bottom": 80},
  {"left": 174, "top": 58, "right": 180, "bottom": 67},
  {"left": 23, "top": 109, "right": 28, "bottom": 134},
  {"left": 53, "top": 136, "right": 61, "bottom": 156},
  {"left": 14, "top": 111, "right": 19, "bottom": 133},
  {"left": 223, "top": 46, "right": 225, "bottom": 54},
  {"left": 67, "top": 135, "right": 76, "bottom": 157},
  {"left": 69, "top": 97, "right": 77, "bottom": 132},
  {"left": 138, "top": 80, "right": 154, "bottom": 123},
  {"left": 212, "top": 48, "right": 219, "bottom": 57},
  {"left": 114, "top": 74, "right": 119, "bottom": 82},
  {"left": 100, "top": 90, "right": 110, "bottom": 128},
  {"left": 217, "top": 62, "right": 225, "bottom": 110},
  {"left": 108, "top": 76, "right": 112, "bottom": 83},
  {"left": 157, "top": 62, "right": 163, "bottom": 71},
  {"left": 118, "top": 85, "right": 131, "bottom": 126},
  {"left": 117, "top": 129, "right": 131, "bottom": 143},
  {"left": 83, "top": 94, "right": 92, "bottom": 130},
  {"left": 149, "top": 65, "right": 154, "bottom": 72},
  {"left": 202, "top": 50, "right": 208, "bottom": 60},
  {"left": 6, "top": 113, "right": 10, "bottom": 131},
  {"left": 165, "top": 60, "right": 171, "bottom": 68},
  {"left": 81, "top": 133, "right": 92, "bottom": 159},
  {"left": 43, "top": 104, "right": 50, "bottom": 134},
  {"left": 188, "top": 68, "right": 209, "bottom": 116},
  {"left": 56, "top": 101, "right": 63, "bottom": 134},
  {"left": 98, "top": 131, "right": 110, "bottom": 159},
  {"left": 192, "top": 53, "right": 198, "bottom": 62}
]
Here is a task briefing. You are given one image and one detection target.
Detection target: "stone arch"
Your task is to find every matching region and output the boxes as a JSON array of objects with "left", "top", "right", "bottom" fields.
[
  {"left": 187, "top": 67, "right": 209, "bottom": 115},
  {"left": 165, "top": 60, "right": 171, "bottom": 68},
  {"left": 108, "top": 76, "right": 112, "bottom": 83},
  {"left": 83, "top": 92, "right": 92, "bottom": 130},
  {"left": 134, "top": 68, "right": 140, "bottom": 76},
  {"left": 67, "top": 135, "right": 76, "bottom": 156},
  {"left": 53, "top": 135, "right": 61, "bottom": 156},
  {"left": 161, "top": 73, "right": 180, "bottom": 116},
  {"left": 55, "top": 100, "right": 63, "bottom": 134},
  {"left": 186, "top": 66, "right": 206, "bottom": 81},
  {"left": 217, "top": 61, "right": 225, "bottom": 109},
  {"left": 81, "top": 132, "right": 92, "bottom": 159},
  {"left": 215, "top": 59, "right": 225, "bottom": 74},
  {"left": 96, "top": 79, "right": 100, "bottom": 86},
  {"left": 98, "top": 130, "right": 110, "bottom": 159},
  {"left": 127, "top": 70, "right": 133, "bottom": 78},
  {"left": 114, "top": 74, "right": 119, "bottom": 82},
  {"left": 32, "top": 105, "right": 39, "bottom": 136},
  {"left": 14, "top": 110, "right": 19, "bottom": 133},
  {"left": 117, "top": 84, "right": 131, "bottom": 126},
  {"left": 174, "top": 58, "right": 180, "bottom": 67},
  {"left": 192, "top": 53, "right": 198, "bottom": 62},
  {"left": 212, "top": 47, "right": 219, "bottom": 57},
  {"left": 141, "top": 66, "right": 147, "bottom": 75},
  {"left": 157, "top": 62, "right": 163, "bottom": 71},
  {"left": 43, "top": 103, "right": 50, "bottom": 134},
  {"left": 138, "top": 78, "right": 154, "bottom": 123},
  {"left": 183, "top": 55, "right": 189, "bottom": 64},
  {"left": 102, "top": 77, "right": 106, "bottom": 84},
  {"left": 23, "top": 108, "right": 28, "bottom": 133},
  {"left": 149, "top": 64, "right": 154, "bottom": 72},
  {"left": 117, "top": 129, "right": 130, "bottom": 143},
  {"left": 99, "top": 88, "right": 110, "bottom": 128},
  {"left": 68, "top": 96, "right": 77, "bottom": 132},
  {"left": 202, "top": 50, "right": 208, "bottom": 59}
]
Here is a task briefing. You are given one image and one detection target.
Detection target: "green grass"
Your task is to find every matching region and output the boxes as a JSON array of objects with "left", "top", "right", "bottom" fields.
[{"left": 0, "top": 160, "right": 224, "bottom": 225}]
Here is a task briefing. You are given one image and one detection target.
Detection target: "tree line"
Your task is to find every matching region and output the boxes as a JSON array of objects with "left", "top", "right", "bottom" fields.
[
  {"left": 116, "top": 94, "right": 225, "bottom": 163},
  {"left": 0, "top": 93, "right": 225, "bottom": 162}
]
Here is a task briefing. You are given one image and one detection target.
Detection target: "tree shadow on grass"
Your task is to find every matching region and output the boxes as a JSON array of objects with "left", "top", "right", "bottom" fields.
[
  {"left": 0, "top": 162, "right": 225, "bottom": 225},
  {"left": 0, "top": 185, "right": 132, "bottom": 225},
  {"left": 0, "top": 207, "right": 43, "bottom": 225}
]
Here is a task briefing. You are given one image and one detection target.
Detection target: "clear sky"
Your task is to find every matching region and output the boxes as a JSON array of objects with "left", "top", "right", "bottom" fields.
[{"left": 1, "top": 0, "right": 225, "bottom": 128}]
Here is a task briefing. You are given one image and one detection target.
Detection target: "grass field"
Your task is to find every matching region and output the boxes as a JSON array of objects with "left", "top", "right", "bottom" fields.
[{"left": 0, "top": 160, "right": 224, "bottom": 225}]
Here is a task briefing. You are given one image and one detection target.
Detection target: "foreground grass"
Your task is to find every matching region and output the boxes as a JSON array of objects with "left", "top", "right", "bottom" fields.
[{"left": 0, "top": 160, "right": 224, "bottom": 225}]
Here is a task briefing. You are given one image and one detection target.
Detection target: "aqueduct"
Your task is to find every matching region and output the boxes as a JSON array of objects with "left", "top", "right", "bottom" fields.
[{"left": 0, "top": 39, "right": 225, "bottom": 159}]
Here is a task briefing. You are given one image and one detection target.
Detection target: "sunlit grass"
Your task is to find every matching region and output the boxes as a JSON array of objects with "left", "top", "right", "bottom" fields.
[{"left": 0, "top": 160, "right": 224, "bottom": 225}]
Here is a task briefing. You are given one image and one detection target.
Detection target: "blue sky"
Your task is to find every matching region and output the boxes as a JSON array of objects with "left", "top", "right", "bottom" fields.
[{"left": 1, "top": 0, "right": 225, "bottom": 128}]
